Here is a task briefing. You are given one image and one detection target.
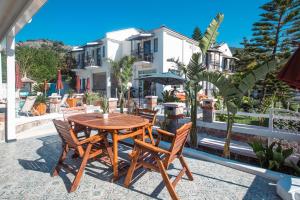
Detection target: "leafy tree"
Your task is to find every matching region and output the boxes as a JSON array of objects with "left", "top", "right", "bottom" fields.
[
  {"left": 16, "top": 46, "right": 62, "bottom": 82},
  {"left": 109, "top": 56, "right": 135, "bottom": 113},
  {"left": 192, "top": 26, "right": 202, "bottom": 41},
  {"left": 237, "top": 0, "right": 299, "bottom": 112},
  {"left": 251, "top": 0, "right": 299, "bottom": 58}
]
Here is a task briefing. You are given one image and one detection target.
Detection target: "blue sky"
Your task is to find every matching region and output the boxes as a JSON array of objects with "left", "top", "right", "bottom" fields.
[{"left": 17, "top": 0, "right": 267, "bottom": 47}]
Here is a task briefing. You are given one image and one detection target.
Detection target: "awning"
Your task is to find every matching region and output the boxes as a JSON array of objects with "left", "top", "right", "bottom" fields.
[
  {"left": 127, "top": 33, "right": 154, "bottom": 41},
  {"left": 0, "top": 0, "right": 47, "bottom": 41},
  {"left": 137, "top": 71, "right": 185, "bottom": 85}
]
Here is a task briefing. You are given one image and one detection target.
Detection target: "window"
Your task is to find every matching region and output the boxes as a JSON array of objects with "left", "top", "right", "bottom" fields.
[
  {"left": 154, "top": 38, "right": 158, "bottom": 52},
  {"left": 77, "top": 54, "right": 80, "bottom": 64},
  {"left": 102, "top": 46, "right": 105, "bottom": 57},
  {"left": 96, "top": 48, "right": 102, "bottom": 66}
]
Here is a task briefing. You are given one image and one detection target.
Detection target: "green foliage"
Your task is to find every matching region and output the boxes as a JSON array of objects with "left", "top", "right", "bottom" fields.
[
  {"left": 241, "top": 96, "right": 254, "bottom": 112},
  {"left": 251, "top": 0, "right": 299, "bottom": 57},
  {"left": 109, "top": 56, "right": 135, "bottom": 113},
  {"left": 99, "top": 95, "right": 109, "bottom": 114},
  {"left": 199, "top": 13, "right": 224, "bottom": 55},
  {"left": 67, "top": 89, "right": 75, "bottom": 97},
  {"left": 192, "top": 26, "right": 202, "bottom": 41},
  {"left": 34, "top": 95, "right": 46, "bottom": 106},
  {"left": 215, "top": 96, "right": 223, "bottom": 110},
  {"left": 85, "top": 92, "right": 100, "bottom": 105},
  {"left": 16, "top": 46, "right": 62, "bottom": 82},
  {"left": 291, "top": 159, "right": 300, "bottom": 176},
  {"left": 235, "top": 0, "right": 299, "bottom": 114},
  {"left": 161, "top": 90, "right": 179, "bottom": 103},
  {"left": 249, "top": 140, "right": 293, "bottom": 171},
  {"left": 32, "top": 83, "right": 45, "bottom": 94}
]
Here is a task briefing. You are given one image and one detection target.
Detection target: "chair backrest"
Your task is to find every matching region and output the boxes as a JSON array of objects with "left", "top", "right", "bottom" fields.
[
  {"left": 20, "top": 96, "right": 37, "bottom": 113},
  {"left": 166, "top": 122, "right": 192, "bottom": 164},
  {"left": 53, "top": 119, "right": 84, "bottom": 155},
  {"left": 136, "top": 108, "right": 158, "bottom": 125},
  {"left": 59, "top": 94, "right": 69, "bottom": 107},
  {"left": 62, "top": 106, "right": 87, "bottom": 121}
]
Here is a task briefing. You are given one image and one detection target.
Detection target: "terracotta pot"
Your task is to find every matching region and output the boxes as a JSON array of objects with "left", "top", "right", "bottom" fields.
[
  {"left": 66, "top": 98, "right": 77, "bottom": 107},
  {"left": 33, "top": 103, "right": 47, "bottom": 115}
]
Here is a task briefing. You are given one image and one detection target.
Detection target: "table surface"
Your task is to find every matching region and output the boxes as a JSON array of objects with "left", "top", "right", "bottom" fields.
[{"left": 67, "top": 113, "right": 149, "bottom": 130}]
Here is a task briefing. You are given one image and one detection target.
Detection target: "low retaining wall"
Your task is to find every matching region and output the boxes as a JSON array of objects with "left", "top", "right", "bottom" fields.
[{"left": 198, "top": 126, "right": 268, "bottom": 143}]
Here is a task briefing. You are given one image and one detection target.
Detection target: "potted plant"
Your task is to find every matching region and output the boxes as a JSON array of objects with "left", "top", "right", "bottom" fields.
[
  {"left": 32, "top": 95, "right": 47, "bottom": 115},
  {"left": 66, "top": 89, "right": 77, "bottom": 107},
  {"left": 100, "top": 96, "right": 109, "bottom": 118},
  {"left": 85, "top": 92, "right": 99, "bottom": 105}
]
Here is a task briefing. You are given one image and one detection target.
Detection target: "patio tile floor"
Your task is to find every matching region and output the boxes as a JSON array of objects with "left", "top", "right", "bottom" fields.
[{"left": 0, "top": 133, "right": 280, "bottom": 200}]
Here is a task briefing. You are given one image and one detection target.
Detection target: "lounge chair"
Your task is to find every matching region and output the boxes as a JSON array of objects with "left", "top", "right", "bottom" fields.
[
  {"left": 19, "top": 96, "right": 37, "bottom": 116},
  {"left": 59, "top": 94, "right": 69, "bottom": 108},
  {"left": 124, "top": 122, "right": 194, "bottom": 200}
]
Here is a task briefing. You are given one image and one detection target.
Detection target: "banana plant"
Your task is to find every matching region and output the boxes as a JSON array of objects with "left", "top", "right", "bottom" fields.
[
  {"left": 187, "top": 13, "right": 224, "bottom": 147},
  {"left": 194, "top": 58, "right": 288, "bottom": 158},
  {"left": 108, "top": 56, "right": 135, "bottom": 113}
]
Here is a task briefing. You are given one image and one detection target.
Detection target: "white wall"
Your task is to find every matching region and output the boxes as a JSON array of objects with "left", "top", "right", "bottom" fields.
[{"left": 106, "top": 28, "right": 139, "bottom": 41}]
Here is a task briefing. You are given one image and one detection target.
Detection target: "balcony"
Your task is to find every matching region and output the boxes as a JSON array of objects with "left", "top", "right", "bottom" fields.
[
  {"left": 131, "top": 49, "right": 153, "bottom": 62},
  {"left": 73, "top": 57, "right": 102, "bottom": 71}
]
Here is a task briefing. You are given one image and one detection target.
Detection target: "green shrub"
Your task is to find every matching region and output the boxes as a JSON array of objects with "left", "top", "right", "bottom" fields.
[
  {"left": 248, "top": 140, "right": 293, "bottom": 171},
  {"left": 161, "top": 90, "right": 179, "bottom": 103},
  {"left": 85, "top": 92, "right": 100, "bottom": 105}
]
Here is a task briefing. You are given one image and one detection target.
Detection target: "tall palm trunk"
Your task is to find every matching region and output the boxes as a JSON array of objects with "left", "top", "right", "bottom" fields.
[
  {"left": 223, "top": 110, "right": 234, "bottom": 158},
  {"left": 119, "top": 90, "right": 124, "bottom": 113},
  {"left": 190, "top": 85, "right": 198, "bottom": 148}
]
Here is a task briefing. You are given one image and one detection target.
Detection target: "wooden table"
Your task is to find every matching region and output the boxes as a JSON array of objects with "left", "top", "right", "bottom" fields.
[{"left": 67, "top": 113, "right": 149, "bottom": 179}]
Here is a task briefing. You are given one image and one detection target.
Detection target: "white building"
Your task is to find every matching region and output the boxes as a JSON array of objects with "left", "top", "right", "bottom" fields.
[{"left": 70, "top": 26, "right": 235, "bottom": 98}]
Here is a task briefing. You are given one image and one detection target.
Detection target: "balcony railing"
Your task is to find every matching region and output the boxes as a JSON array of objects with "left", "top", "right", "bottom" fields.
[
  {"left": 131, "top": 49, "right": 153, "bottom": 62},
  {"left": 74, "top": 57, "right": 102, "bottom": 69}
]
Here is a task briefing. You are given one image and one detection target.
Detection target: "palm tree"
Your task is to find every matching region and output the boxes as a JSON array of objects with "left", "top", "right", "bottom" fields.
[
  {"left": 194, "top": 58, "right": 287, "bottom": 158},
  {"left": 186, "top": 13, "right": 225, "bottom": 147},
  {"left": 109, "top": 56, "right": 135, "bottom": 113}
]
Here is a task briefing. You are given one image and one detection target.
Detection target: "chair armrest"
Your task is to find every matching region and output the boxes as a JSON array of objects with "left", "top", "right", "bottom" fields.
[
  {"left": 78, "top": 135, "right": 103, "bottom": 145},
  {"left": 157, "top": 129, "right": 175, "bottom": 138},
  {"left": 134, "top": 139, "right": 170, "bottom": 155}
]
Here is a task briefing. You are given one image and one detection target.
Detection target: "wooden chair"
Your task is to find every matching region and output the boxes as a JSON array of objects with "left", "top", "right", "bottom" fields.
[
  {"left": 52, "top": 119, "right": 113, "bottom": 192},
  {"left": 136, "top": 108, "right": 158, "bottom": 144},
  {"left": 62, "top": 106, "right": 90, "bottom": 138},
  {"left": 124, "top": 122, "right": 193, "bottom": 200}
]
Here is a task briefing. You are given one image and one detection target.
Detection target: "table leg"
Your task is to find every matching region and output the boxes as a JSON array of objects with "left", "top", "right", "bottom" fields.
[{"left": 112, "top": 130, "right": 118, "bottom": 180}]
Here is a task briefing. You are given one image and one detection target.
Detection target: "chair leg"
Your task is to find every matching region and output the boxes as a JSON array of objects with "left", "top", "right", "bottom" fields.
[
  {"left": 69, "top": 144, "right": 92, "bottom": 193},
  {"left": 52, "top": 145, "right": 68, "bottom": 176},
  {"left": 179, "top": 156, "right": 193, "bottom": 181},
  {"left": 156, "top": 158, "right": 179, "bottom": 200},
  {"left": 147, "top": 127, "right": 155, "bottom": 145},
  {"left": 124, "top": 148, "right": 140, "bottom": 188},
  {"left": 103, "top": 136, "right": 113, "bottom": 165}
]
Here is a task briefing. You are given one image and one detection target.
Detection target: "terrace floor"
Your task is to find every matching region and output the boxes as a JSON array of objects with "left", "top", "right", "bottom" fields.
[{"left": 0, "top": 132, "right": 280, "bottom": 200}]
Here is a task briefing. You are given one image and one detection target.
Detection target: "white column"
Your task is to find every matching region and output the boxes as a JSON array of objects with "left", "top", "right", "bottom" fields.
[
  {"left": 106, "top": 70, "right": 111, "bottom": 98},
  {"left": 6, "top": 34, "right": 16, "bottom": 142},
  {"left": 0, "top": 51, "right": 2, "bottom": 85}
]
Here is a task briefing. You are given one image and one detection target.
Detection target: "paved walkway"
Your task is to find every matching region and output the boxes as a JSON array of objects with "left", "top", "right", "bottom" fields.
[{"left": 0, "top": 133, "right": 280, "bottom": 200}]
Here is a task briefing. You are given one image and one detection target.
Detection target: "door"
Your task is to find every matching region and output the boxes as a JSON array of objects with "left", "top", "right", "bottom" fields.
[{"left": 143, "top": 40, "right": 151, "bottom": 55}]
